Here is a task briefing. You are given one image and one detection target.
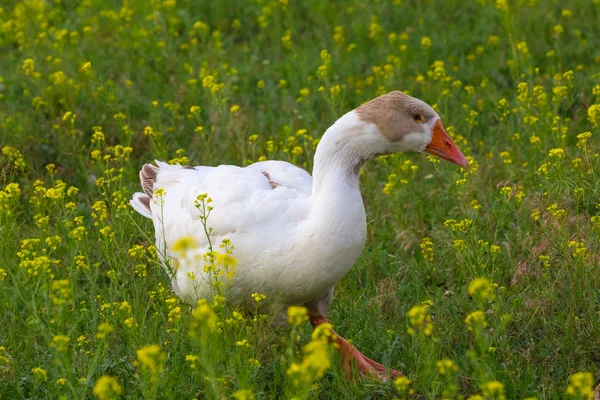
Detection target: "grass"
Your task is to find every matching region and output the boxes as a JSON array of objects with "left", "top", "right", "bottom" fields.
[{"left": 1, "top": 0, "right": 600, "bottom": 398}]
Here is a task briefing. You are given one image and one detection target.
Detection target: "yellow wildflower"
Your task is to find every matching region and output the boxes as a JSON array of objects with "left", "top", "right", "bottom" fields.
[
  {"left": 93, "top": 376, "right": 123, "bottom": 400},
  {"left": 191, "top": 299, "right": 218, "bottom": 332},
  {"left": 251, "top": 292, "right": 266, "bottom": 304},
  {"left": 32, "top": 367, "right": 48, "bottom": 381},
  {"left": 481, "top": 380, "right": 506, "bottom": 400},
  {"left": 2, "top": 146, "right": 26, "bottom": 170},
  {"left": 565, "top": 372, "right": 594, "bottom": 398},
  {"left": 420, "top": 237, "right": 434, "bottom": 261},
  {"left": 407, "top": 304, "right": 433, "bottom": 336},
  {"left": 588, "top": 104, "right": 600, "bottom": 127},
  {"left": 394, "top": 376, "right": 412, "bottom": 393},
  {"left": 50, "top": 280, "right": 71, "bottom": 305},
  {"left": 22, "top": 58, "right": 35, "bottom": 76},
  {"left": 286, "top": 322, "right": 332, "bottom": 386},
  {"left": 548, "top": 148, "right": 565, "bottom": 159},
  {"left": 80, "top": 61, "right": 91, "bottom": 71},
  {"left": 50, "top": 335, "right": 70, "bottom": 352},
  {"left": 185, "top": 354, "right": 198, "bottom": 369},
  {"left": 233, "top": 389, "right": 256, "bottom": 400},
  {"left": 249, "top": 358, "right": 261, "bottom": 367},
  {"left": 281, "top": 30, "right": 292, "bottom": 49},
  {"left": 576, "top": 132, "right": 592, "bottom": 149},
  {"left": 516, "top": 41, "right": 529, "bottom": 55},
  {"left": 568, "top": 241, "right": 587, "bottom": 261},
  {"left": 287, "top": 305, "right": 309, "bottom": 326},
  {"left": 172, "top": 236, "right": 197, "bottom": 256},
  {"left": 136, "top": 344, "right": 166, "bottom": 382},
  {"left": 437, "top": 359, "right": 458, "bottom": 375},
  {"left": 465, "top": 311, "right": 488, "bottom": 332},
  {"left": 547, "top": 203, "right": 565, "bottom": 218},
  {"left": 468, "top": 277, "right": 496, "bottom": 302},
  {"left": 96, "top": 322, "right": 114, "bottom": 340},
  {"left": 453, "top": 239, "right": 466, "bottom": 250}
]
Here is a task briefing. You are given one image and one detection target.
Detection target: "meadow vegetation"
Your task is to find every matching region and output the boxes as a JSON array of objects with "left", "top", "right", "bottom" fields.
[{"left": 1, "top": 0, "right": 600, "bottom": 398}]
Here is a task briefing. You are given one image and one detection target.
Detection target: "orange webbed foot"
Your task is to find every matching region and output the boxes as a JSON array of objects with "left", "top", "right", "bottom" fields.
[{"left": 310, "top": 316, "right": 402, "bottom": 382}]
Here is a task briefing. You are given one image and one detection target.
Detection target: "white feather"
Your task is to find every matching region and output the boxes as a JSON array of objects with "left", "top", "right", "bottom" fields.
[
  {"left": 132, "top": 109, "right": 436, "bottom": 321},
  {"left": 130, "top": 193, "right": 152, "bottom": 218}
]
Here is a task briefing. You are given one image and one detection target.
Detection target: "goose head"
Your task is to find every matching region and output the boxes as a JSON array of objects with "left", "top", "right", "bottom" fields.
[{"left": 354, "top": 91, "right": 469, "bottom": 168}]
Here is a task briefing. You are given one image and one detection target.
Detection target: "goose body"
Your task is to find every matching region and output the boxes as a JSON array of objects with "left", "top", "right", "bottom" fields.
[
  {"left": 132, "top": 112, "right": 371, "bottom": 320},
  {"left": 131, "top": 91, "right": 468, "bottom": 378}
]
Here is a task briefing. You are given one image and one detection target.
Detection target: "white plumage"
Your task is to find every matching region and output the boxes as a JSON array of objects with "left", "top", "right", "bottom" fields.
[
  {"left": 131, "top": 92, "right": 468, "bottom": 378},
  {"left": 132, "top": 112, "right": 370, "bottom": 322}
]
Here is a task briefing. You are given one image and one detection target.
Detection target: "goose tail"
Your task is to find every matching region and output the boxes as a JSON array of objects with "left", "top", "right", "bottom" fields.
[{"left": 130, "top": 163, "right": 159, "bottom": 218}]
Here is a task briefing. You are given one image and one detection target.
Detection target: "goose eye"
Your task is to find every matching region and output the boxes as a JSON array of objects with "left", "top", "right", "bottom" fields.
[{"left": 413, "top": 114, "right": 424, "bottom": 122}]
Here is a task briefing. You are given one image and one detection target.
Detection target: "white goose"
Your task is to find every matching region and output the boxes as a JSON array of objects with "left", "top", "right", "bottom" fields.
[{"left": 131, "top": 91, "right": 468, "bottom": 378}]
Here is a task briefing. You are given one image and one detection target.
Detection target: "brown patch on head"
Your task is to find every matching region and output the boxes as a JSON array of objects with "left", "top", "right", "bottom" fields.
[{"left": 355, "top": 91, "right": 437, "bottom": 142}]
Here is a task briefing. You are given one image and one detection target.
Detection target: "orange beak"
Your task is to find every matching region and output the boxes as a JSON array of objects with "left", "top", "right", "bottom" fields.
[{"left": 425, "top": 120, "right": 469, "bottom": 168}]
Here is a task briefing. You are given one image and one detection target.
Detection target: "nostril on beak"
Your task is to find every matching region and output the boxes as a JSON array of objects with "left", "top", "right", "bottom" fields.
[{"left": 444, "top": 141, "right": 452, "bottom": 148}]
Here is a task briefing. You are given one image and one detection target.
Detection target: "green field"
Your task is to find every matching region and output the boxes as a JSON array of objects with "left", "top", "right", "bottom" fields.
[{"left": 1, "top": 0, "right": 600, "bottom": 398}]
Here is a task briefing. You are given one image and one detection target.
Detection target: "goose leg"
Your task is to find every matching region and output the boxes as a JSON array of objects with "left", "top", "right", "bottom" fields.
[{"left": 309, "top": 316, "right": 402, "bottom": 381}]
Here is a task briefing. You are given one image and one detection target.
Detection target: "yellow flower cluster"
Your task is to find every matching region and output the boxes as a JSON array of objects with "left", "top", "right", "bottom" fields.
[
  {"left": 407, "top": 304, "right": 433, "bottom": 336},
  {"left": 394, "top": 376, "right": 412, "bottom": 393},
  {"left": 481, "top": 380, "right": 506, "bottom": 400},
  {"left": 568, "top": 240, "right": 587, "bottom": 261},
  {"left": 50, "top": 335, "right": 70, "bottom": 353},
  {"left": 436, "top": 359, "right": 458, "bottom": 375},
  {"left": 468, "top": 278, "right": 496, "bottom": 303},
  {"left": 31, "top": 367, "right": 47, "bottom": 381},
  {"left": 465, "top": 311, "right": 488, "bottom": 332},
  {"left": 233, "top": 389, "right": 256, "bottom": 400},
  {"left": 565, "top": 372, "right": 594, "bottom": 398},
  {"left": 251, "top": 292, "right": 266, "bottom": 304},
  {"left": 91, "top": 200, "right": 108, "bottom": 225},
  {"left": 166, "top": 296, "right": 182, "bottom": 323},
  {"left": 419, "top": 237, "right": 434, "bottom": 262},
  {"left": 96, "top": 322, "right": 114, "bottom": 340},
  {"left": 286, "top": 322, "right": 332, "bottom": 387},
  {"left": 172, "top": 236, "right": 197, "bottom": 256},
  {"left": 287, "top": 305, "right": 309, "bottom": 326},
  {"left": 190, "top": 299, "right": 219, "bottom": 333},
  {"left": 588, "top": 104, "right": 600, "bottom": 127},
  {"left": 2, "top": 146, "right": 26, "bottom": 170},
  {"left": 281, "top": 30, "right": 292, "bottom": 50},
  {"left": 444, "top": 219, "right": 474, "bottom": 233},
  {"left": 135, "top": 344, "right": 166, "bottom": 383},
  {"left": 153, "top": 188, "right": 167, "bottom": 206},
  {"left": 168, "top": 148, "right": 189, "bottom": 165},
  {"left": 201, "top": 75, "right": 225, "bottom": 94},
  {"left": 547, "top": 203, "right": 565, "bottom": 218},
  {"left": 316, "top": 49, "right": 331, "bottom": 81},
  {"left": 93, "top": 375, "right": 123, "bottom": 400},
  {"left": 0, "top": 183, "right": 21, "bottom": 216}
]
